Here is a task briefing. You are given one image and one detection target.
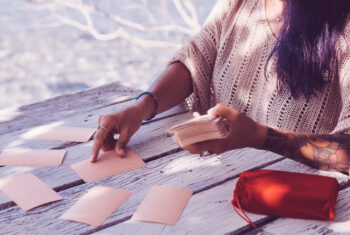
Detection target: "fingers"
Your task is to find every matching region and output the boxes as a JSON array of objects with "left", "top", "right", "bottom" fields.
[
  {"left": 208, "top": 104, "right": 226, "bottom": 117},
  {"left": 173, "top": 135, "right": 196, "bottom": 153},
  {"left": 207, "top": 107, "right": 216, "bottom": 116},
  {"left": 208, "top": 103, "right": 239, "bottom": 119},
  {"left": 98, "top": 115, "right": 103, "bottom": 125},
  {"left": 196, "top": 140, "right": 220, "bottom": 154},
  {"left": 115, "top": 128, "right": 130, "bottom": 158},
  {"left": 193, "top": 112, "right": 201, "bottom": 118},
  {"left": 101, "top": 131, "right": 117, "bottom": 152},
  {"left": 172, "top": 135, "right": 180, "bottom": 146},
  {"left": 182, "top": 141, "right": 209, "bottom": 154},
  {"left": 91, "top": 129, "right": 105, "bottom": 162},
  {"left": 182, "top": 144, "right": 202, "bottom": 154},
  {"left": 182, "top": 140, "right": 221, "bottom": 155},
  {"left": 91, "top": 116, "right": 115, "bottom": 162}
]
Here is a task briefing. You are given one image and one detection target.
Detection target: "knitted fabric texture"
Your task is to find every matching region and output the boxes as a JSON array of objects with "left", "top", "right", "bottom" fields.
[{"left": 168, "top": 0, "right": 350, "bottom": 134}]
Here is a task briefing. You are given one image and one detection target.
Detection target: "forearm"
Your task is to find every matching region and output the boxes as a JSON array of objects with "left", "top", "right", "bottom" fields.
[
  {"left": 135, "top": 62, "right": 193, "bottom": 120},
  {"left": 261, "top": 127, "right": 350, "bottom": 174}
]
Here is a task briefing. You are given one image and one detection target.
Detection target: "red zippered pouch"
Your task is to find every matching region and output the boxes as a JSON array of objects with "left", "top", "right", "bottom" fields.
[{"left": 232, "top": 169, "right": 340, "bottom": 228}]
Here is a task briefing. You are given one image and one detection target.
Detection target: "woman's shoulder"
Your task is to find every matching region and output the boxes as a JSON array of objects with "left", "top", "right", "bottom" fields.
[
  {"left": 207, "top": 0, "right": 259, "bottom": 20},
  {"left": 338, "top": 16, "right": 350, "bottom": 54},
  {"left": 205, "top": 0, "right": 240, "bottom": 22},
  {"left": 206, "top": 0, "right": 258, "bottom": 33},
  {"left": 336, "top": 17, "right": 350, "bottom": 86}
]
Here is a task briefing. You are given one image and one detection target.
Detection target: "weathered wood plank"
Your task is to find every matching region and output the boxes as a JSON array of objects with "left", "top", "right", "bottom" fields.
[
  {"left": 95, "top": 159, "right": 350, "bottom": 235},
  {"left": 0, "top": 148, "right": 283, "bottom": 235},
  {"left": 0, "top": 111, "right": 191, "bottom": 209},
  {"left": 0, "top": 82, "right": 140, "bottom": 135},
  {"left": 0, "top": 95, "right": 185, "bottom": 151}
]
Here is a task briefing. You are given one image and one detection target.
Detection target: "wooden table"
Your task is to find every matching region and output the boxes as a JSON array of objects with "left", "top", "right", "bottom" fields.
[{"left": 0, "top": 82, "right": 349, "bottom": 235}]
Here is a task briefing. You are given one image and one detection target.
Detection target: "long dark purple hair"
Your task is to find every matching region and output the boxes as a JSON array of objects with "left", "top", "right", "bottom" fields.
[{"left": 266, "top": 0, "right": 350, "bottom": 99}]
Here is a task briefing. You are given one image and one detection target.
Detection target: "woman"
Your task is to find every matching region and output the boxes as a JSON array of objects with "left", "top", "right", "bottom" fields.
[{"left": 91, "top": 0, "right": 350, "bottom": 174}]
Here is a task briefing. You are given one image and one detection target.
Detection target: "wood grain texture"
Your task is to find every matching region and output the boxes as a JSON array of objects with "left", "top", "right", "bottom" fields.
[
  {"left": 0, "top": 148, "right": 283, "bottom": 235},
  {"left": 0, "top": 111, "right": 191, "bottom": 209},
  {"left": 0, "top": 98, "right": 185, "bottom": 151},
  {"left": 2, "top": 82, "right": 348, "bottom": 235},
  {"left": 0, "top": 99, "right": 132, "bottom": 150},
  {"left": 0, "top": 82, "right": 140, "bottom": 135},
  {"left": 95, "top": 159, "right": 350, "bottom": 235}
]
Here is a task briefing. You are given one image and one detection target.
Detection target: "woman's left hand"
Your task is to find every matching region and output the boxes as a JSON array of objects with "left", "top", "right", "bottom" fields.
[{"left": 180, "top": 104, "right": 267, "bottom": 154}]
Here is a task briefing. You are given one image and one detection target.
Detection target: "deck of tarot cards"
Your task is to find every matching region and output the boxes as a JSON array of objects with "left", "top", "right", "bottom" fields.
[{"left": 167, "top": 115, "right": 229, "bottom": 148}]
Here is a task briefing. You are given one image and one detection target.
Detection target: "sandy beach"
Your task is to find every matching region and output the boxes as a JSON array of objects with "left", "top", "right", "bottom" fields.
[{"left": 1, "top": 0, "right": 215, "bottom": 111}]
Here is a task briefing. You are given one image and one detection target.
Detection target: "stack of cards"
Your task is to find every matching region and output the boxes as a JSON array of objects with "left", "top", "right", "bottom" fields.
[{"left": 168, "top": 115, "right": 229, "bottom": 147}]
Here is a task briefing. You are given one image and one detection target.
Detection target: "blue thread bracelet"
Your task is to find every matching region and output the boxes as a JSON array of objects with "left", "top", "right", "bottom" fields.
[{"left": 136, "top": 91, "right": 158, "bottom": 120}]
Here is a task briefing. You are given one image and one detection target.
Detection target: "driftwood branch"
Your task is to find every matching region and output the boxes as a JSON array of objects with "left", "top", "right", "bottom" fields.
[{"left": 29, "top": 0, "right": 201, "bottom": 49}]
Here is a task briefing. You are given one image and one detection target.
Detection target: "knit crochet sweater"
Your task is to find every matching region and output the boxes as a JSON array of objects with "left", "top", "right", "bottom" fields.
[{"left": 168, "top": 0, "right": 350, "bottom": 134}]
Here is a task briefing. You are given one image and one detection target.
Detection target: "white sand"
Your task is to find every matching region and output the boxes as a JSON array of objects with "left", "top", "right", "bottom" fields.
[{"left": 0, "top": 0, "right": 215, "bottom": 110}]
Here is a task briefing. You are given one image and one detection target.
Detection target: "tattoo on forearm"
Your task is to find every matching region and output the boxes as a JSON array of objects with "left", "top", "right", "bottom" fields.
[{"left": 263, "top": 128, "right": 350, "bottom": 174}]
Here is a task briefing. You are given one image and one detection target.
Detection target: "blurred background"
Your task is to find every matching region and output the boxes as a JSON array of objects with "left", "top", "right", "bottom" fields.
[{"left": 0, "top": 0, "right": 216, "bottom": 112}]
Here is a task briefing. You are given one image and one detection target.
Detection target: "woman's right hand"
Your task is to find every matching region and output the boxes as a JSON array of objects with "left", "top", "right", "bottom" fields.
[
  {"left": 89, "top": 62, "right": 193, "bottom": 162},
  {"left": 90, "top": 104, "right": 144, "bottom": 162}
]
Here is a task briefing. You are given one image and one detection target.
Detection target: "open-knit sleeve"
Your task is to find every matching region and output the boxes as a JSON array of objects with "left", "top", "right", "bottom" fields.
[
  {"left": 167, "top": 0, "right": 234, "bottom": 113},
  {"left": 331, "top": 29, "right": 350, "bottom": 134}
]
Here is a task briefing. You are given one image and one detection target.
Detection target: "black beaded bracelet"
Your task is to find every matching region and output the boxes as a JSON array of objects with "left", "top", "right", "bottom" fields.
[{"left": 136, "top": 91, "right": 158, "bottom": 120}]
